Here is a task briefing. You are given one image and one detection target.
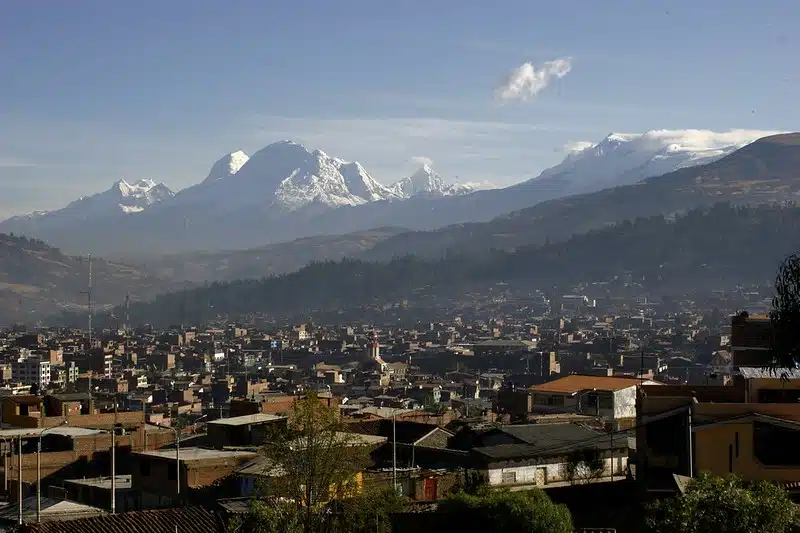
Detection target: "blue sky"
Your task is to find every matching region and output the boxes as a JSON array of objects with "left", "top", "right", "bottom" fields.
[{"left": 1, "top": 0, "right": 798, "bottom": 217}]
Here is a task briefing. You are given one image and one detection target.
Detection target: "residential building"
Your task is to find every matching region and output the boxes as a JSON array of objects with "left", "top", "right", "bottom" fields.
[
  {"left": 11, "top": 358, "right": 51, "bottom": 390},
  {"left": 530, "top": 375, "right": 660, "bottom": 428}
]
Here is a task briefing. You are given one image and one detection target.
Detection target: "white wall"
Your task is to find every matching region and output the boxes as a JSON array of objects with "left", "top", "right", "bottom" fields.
[
  {"left": 486, "top": 456, "right": 629, "bottom": 487},
  {"left": 613, "top": 386, "right": 637, "bottom": 419}
]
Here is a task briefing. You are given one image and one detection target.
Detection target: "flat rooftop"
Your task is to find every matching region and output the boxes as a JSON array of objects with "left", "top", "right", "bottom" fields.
[
  {"left": 0, "top": 427, "right": 104, "bottom": 439},
  {"left": 63, "top": 475, "right": 133, "bottom": 490},
  {"left": 135, "top": 447, "right": 258, "bottom": 462},
  {"left": 206, "top": 413, "right": 287, "bottom": 426}
]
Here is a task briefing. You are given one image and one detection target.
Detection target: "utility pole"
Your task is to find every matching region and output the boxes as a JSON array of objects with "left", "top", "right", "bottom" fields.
[
  {"left": 392, "top": 409, "right": 397, "bottom": 494},
  {"left": 111, "top": 429, "right": 116, "bottom": 514},
  {"left": 17, "top": 437, "right": 22, "bottom": 526},
  {"left": 609, "top": 428, "right": 614, "bottom": 482},
  {"left": 687, "top": 409, "right": 694, "bottom": 478}
]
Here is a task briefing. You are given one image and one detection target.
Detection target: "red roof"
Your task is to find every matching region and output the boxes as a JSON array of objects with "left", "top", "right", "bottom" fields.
[{"left": 531, "top": 374, "right": 659, "bottom": 394}]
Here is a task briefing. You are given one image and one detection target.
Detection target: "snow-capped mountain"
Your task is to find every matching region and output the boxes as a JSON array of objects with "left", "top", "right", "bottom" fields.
[
  {"left": 391, "top": 164, "right": 473, "bottom": 198},
  {"left": 4, "top": 178, "right": 173, "bottom": 223},
  {"left": 203, "top": 150, "right": 250, "bottom": 183},
  {"left": 532, "top": 129, "right": 775, "bottom": 196},
  {"left": 168, "top": 141, "right": 403, "bottom": 214},
  {"left": 0, "top": 129, "right": 783, "bottom": 256}
]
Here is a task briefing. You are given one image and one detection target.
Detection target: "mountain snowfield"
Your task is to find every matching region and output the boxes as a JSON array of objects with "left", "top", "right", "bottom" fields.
[
  {"left": 531, "top": 128, "right": 782, "bottom": 196},
  {"left": 0, "top": 129, "right": 783, "bottom": 255},
  {"left": 391, "top": 164, "right": 473, "bottom": 198},
  {"left": 4, "top": 178, "right": 174, "bottom": 222}
]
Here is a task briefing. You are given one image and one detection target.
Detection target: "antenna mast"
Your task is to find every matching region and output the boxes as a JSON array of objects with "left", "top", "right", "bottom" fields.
[
  {"left": 124, "top": 292, "right": 130, "bottom": 332},
  {"left": 85, "top": 254, "right": 94, "bottom": 401},
  {"left": 87, "top": 254, "right": 93, "bottom": 348}
]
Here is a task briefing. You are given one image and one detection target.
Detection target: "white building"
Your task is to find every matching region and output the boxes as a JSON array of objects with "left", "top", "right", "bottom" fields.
[
  {"left": 530, "top": 375, "right": 661, "bottom": 424},
  {"left": 11, "top": 357, "right": 51, "bottom": 390}
]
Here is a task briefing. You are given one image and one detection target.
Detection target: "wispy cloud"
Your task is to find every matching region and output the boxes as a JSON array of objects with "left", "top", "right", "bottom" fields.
[
  {"left": 495, "top": 57, "right": 573, "bottom": 102},
  {"left": 411, "top": 155, "right": 434, "bottom": 167},
  {"left": 560, "top": 140, "right": 595, "bottom": 153}
]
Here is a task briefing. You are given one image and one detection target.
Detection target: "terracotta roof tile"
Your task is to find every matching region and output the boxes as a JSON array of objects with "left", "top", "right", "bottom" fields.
[
  {"left": 21, "top": 506, "right": 225, "bottom": 533},
  {"left": 530, "top": 375, "right": 659, "bottom": 394}
]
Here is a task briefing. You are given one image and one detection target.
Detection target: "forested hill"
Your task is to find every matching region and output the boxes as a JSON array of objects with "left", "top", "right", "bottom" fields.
[{"left": 113, "top": 203, "right": 800, "bottom": 326}]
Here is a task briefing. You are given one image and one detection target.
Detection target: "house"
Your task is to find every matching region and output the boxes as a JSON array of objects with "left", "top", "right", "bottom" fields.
[
  {"left": 470, "top": 423, "right": 630, "bottom": 488},
  {"left": 131, "top": 447, "right": 258, "bottom": 508},
  {"left": 530, "top": 375, "right": 660, "bottom": 428},
  {"left": 636, "top": 368, "right": 800, "bottom": 493},
  {"left": 62, "top": 474, "right": 137, "bottom": 514},
  {"left": 233, "top": 432, "right": 387, "bottom": 500},
  {"left": 206, "top": 413, "right": 288, "bottom": 448},
  {"left": 730, "top": 312, "right": 772, "bottom": 367}
]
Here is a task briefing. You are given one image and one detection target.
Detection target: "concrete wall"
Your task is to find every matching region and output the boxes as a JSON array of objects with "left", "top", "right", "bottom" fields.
[
  {"left": 485, "top": 455, "right": 628, "bottom": 487},
  {"left": 613, "top": 387, "right": 637, "bottom": 419},
  {"left": 694, "top": 421, "right": 800, "bottom": 482}
]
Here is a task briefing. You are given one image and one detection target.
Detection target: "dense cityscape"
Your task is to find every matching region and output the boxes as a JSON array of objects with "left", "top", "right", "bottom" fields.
[{"left": 2, "top": 2, "right": 799, "bottom": 532}]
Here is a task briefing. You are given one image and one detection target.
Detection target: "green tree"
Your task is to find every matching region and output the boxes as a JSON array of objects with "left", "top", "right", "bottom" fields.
[
  {"left": 770, "top": 253, "right": 800, "bottom": 369},
  {"left": 437, "top": 488, "right": 573, "bottom": 533},
  {"left": 563, "top": 447, "right": 606, "bottom": 485},
  {"left": 334, "top": 488, "right": 407, "bottom": 533},
  {"left": 646, "top": 473, "right": 796, "bottom": 533},
  {"left": 239, "top": 393, "right": 374, "bottom": 533}
]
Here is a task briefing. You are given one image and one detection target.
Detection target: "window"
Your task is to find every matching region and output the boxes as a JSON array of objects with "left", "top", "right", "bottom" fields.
[
  {"left": 501, "top": 471, "right": 517, "bottom": 485},
  {"left": 140, "top": 459, "right": 150, "bottom": 476},
  {"left": 758, "top": 389, "right": 800, "bottom": 403},
  {"left": 547, "top": 395, "right": 564, "bottom": 406},
  {"left": 753, "top": 422, "right": 800, "bottom": 466},
  {"left": 167, "top": 463, "right": 177, "bottom": 481},
  {"left": 728, "top": 444, "right": 733, "bottom": 473}
]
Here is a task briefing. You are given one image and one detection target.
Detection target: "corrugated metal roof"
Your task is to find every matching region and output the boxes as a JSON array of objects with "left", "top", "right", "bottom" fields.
[
  {"left": 20, "top": 505, "right": 225, "bottom": 532},
  {"left": 738, "top": 366, "right": 800, "bottom": 379}
]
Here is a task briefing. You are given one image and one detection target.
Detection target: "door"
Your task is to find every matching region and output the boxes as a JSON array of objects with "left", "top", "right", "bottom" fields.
[
  {"left": 535, "top": 467, "right": 547, "bottom": 486},
  {"left": 423, "top": 477, "right": 437, "bottom": 501}
]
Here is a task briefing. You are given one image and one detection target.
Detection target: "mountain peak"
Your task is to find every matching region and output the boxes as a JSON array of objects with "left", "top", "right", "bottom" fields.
[
  {"left": 392, "top": 165, "right": 472, "bottom": 198},
  {"left": 534, "top": 128, "right": 784, "bottom": 196},
  {"left": 203, "top": 150, "right": 250, "bottom": 183}
]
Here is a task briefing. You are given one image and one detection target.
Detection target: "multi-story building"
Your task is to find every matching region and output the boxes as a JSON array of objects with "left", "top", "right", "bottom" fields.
[
  {"left": 730, "top": 312, "right": 772, "bottom": 367},
  {"left": 637, "top": 367, "right": 800, "bottom": 493},
  {"left": 11, "top": 357, "right": 51, "bottom": 390}
]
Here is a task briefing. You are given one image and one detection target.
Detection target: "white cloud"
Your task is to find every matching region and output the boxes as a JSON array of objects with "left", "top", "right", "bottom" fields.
[
  {"left": 411, "top": 155, "right": 434, "bottom": 167},
  {"left": 560, "top": 141, "right": 595, "bottom": 153},
  {"left": 495, "top": 57, "right": 572, "bottom": 102},
  {"left": 606, "top": 129, "right": 785, "bottom": 151},
  {"left": 461, "top": 180, "right": 500, "bottom": 190}
]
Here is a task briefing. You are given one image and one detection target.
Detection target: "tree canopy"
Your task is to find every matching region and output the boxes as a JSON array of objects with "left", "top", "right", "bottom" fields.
[
  {"left": 437, "top": 488, "right": 574, "bottom": 533},
  {"left": 770, "top": 253, "right": 800, "bottom": 369},
  {"left": 646, "top": 473, "right": 796, "bottom": 533}
]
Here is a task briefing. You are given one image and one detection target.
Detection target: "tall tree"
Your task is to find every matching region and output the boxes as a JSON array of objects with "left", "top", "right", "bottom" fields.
[
  {"left": 246, "top": 393, "right": 373, "bottom": 533},
  {"left": 646, "top": 473, "right": 795, "bottom": 533},
  {"left": 770, "top": 253, "right": 800, "bottom": 369}
]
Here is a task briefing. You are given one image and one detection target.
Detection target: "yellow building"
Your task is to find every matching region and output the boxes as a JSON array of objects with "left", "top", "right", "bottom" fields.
[{"left": 637, "top": 367, "right": 800, "bottom": 491}]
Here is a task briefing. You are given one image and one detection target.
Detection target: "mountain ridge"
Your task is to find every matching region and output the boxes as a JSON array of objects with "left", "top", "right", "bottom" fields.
[{"left": 0, "top": 129, "right": 782, "bottom": 255}]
